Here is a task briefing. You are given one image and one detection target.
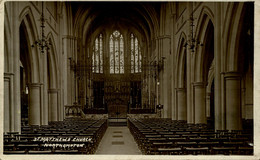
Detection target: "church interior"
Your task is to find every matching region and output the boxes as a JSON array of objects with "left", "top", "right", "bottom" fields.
[{"left": 2, "top": 1, "right": 254, "bottom": 156}]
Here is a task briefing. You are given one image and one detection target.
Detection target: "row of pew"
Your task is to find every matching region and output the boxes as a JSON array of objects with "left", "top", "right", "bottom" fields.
[
  {"left": 4, "top": 118, "right": 107, "bottom": 154},
  {"left": 128, "top": 118, "right": 253, "bottom": 155}
]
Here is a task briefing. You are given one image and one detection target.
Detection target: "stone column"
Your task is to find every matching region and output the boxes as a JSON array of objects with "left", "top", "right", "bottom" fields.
[
  {"left": 193, "top": 82, "right": 206, "bottom": 124},
  {"left": 241, "top": 87, "right": 246, "bottom": 119},
  {"left": 171, "top": 12, "right": 177, "bottom": 121},
  {"left": 214, "top": 2, "right": 225, "bottom": 130},
  {"left": 63, "top": 36, "right": 75, "bottom": 105},
  {"left": 156, "top": 81, "right": 160, "bottom": 108},
  {"left": 59, "top": 90, "right": 64, "bottom": 121},
  {"left": 28, "top": 83, "right": 42, "bottom": 125},
  {"left": 4, "top": 73, "right": 14, "bottom": 133},
  {"left": 162, "top": 60, "right": 168, "bottom": 118},
  {"left": 48, "top": 89, "right": 59, "bottom": 122},
  {"left": 224, "top": 72, "right": 242, "bottom": 130},
  {"left": 12, "top": 2, "right": 21, "bottom": 133},
  {"left": 176, "top": 88, "right": 187, "bottom": 120},
  {"left": 186, "top": 3, "right": 193, "bottom": 124},
  {"left": 171, "top": 88, "right": 177, "bottom": 120},
  {"left": 42, "top": 48, "right": 48, "bottom": 125},
  {"left": 206, "top": 92, "right": 211, "bottom": 117}
]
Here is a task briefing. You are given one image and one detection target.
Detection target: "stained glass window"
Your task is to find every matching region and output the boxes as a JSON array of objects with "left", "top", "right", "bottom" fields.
[
  {"left": 110, "top": 30, "right": 124, "bottom": 74},
  {"left": 109, "top": 35, "right": 114, "bottom": 73},
  {"left": 99, "top": 34, "right": 103, "bottom": 73},
  {"left": 130, "top": 33, "right": 142, "bottom": 73},
  {"left": 92, "top": 34, "right": 103, "bottom": 73}
]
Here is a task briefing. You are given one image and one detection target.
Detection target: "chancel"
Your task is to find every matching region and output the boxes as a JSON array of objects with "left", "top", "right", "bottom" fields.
[{"left": 3, "top": 1, "right": 254, "bottom": 156}]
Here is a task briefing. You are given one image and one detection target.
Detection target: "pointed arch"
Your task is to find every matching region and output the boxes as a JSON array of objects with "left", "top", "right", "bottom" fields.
[
  {"left": 46, "top": 32, "right": 59, "bottom": 89},
  {"left": 176, "top": 32, "right": 187, "bottom": 88},
  {"left": 19, "top": 6, "right": 40, "bottom": 83},
  {"left": 4, "top": 6, "right": 11, "bottom": 73},
  {"left": 62, "top": 3, "right": 73, "bottom": 36},
  {"left": 194, "top": 13, "right": 214, "bottom": 82},
  {"left": 195, "top": 6, "right": 215, "bottom": 32},
  {"left": 224, "top": 3, "right": 250, "bottom": 72}
]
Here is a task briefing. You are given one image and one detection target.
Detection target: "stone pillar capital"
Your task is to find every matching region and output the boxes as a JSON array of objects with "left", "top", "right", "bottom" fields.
[
  {"left": 193, "top": 82, "right": 206, "bottom": 87},
  {"left": 62, "top": 35, "right": 77, "bottom": 40},
  {"left": 48, "top": 89, "right": 59, "bottom": 93},
  {"left": 4, "top": 73, "right": 14, "bottom": 82},
  {"left": 155, "top": 35, "right": 171, "bottom": 40},
  {"left": 28, "top": 83, "right": 43, "bottom": 87},
  {"left": 176, "top": 88, "right": 186, "bottom": 92},
  {"left": 224, "top": 72, "right": 241, "bottom": 78},
  {"left": 4, "top": 72, "right": 14, "bottom": 77}
]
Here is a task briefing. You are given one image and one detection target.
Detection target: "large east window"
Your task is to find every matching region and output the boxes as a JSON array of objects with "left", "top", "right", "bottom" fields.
[{"left": 110, "top": 30, "right": 124, "bottom": 74}]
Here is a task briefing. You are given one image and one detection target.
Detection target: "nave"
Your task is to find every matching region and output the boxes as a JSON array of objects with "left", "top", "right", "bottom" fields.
[
  {"left": 4, "top": 117, "right": 253, "bottom": 155},
  {"left": 3, "top": 1, "right": 255, "bottom": 158},
  {"left": 95, "top": 127, "right": 141, "bottom": 155}
]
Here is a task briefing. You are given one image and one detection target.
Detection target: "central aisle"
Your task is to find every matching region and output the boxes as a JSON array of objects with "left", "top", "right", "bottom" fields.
[{"left": 95, "top": 126, "right": 142, "bottom": 155}]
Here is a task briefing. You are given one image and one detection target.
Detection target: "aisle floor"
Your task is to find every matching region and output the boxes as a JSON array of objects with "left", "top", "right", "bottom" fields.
[{"left": 95, "top": 127, "right": 142, "bottom": 155}]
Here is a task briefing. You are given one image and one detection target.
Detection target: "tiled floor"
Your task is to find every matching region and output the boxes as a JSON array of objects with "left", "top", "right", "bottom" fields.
[{"left": 95, "top": 127, "right": 142, "bottom": 155}]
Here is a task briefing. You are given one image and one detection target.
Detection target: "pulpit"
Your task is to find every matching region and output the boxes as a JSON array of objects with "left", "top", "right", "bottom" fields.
[{"left": 65, "top": 103, "right": 83, "bottom": 118}]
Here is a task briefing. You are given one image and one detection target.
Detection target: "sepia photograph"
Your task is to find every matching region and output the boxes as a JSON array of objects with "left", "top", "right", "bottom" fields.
[{"left": 0, "top": 0, "right": 258, "bottom": 159}]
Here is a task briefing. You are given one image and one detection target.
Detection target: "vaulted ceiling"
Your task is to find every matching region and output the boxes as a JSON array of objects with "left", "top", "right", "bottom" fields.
[{"left": 70, "top": 2, "right": 161, "bottom": 44}]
